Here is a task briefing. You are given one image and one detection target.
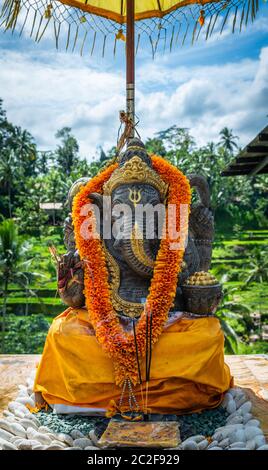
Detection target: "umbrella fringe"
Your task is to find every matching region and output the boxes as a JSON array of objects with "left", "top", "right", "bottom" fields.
[
  {"left": 0, "top": 0, "right": 260, "bottom": 57},
  {"left": 35, "top": 15, "right": 43, "bottom": 42},
  {"left": 91, "top": 31, "right": 96, "bottom": 55},
  {"left": 80, "top": 29, "right": 87, "bottom": 56},
  {"left": 175, "top": 22, "right": 181, "bottom": 46},
  {"left": 135, "top": 32, "right": 140, "bottom": 55},
  {"left": 65, "top": 23, "right": 71, "bottom": 50},
  {"left": 29, "top": 9, "right": 37, "bottom": 38},
  {"left": 169, "top": 24, "right": 175, "bottom": 51}
]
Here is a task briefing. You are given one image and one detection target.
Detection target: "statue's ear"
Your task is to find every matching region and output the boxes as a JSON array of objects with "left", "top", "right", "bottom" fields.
[
  {"left": 88, "top": 193, "right": 104, "bottom": 212},
  {"left": 187, "top": 174, "right": 210, "bottom": 209}
]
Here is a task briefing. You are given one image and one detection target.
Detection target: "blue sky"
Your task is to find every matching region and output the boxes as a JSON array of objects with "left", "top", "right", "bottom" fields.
[{"left": 0, "top": 2, "right": 268, "bottom": 160}]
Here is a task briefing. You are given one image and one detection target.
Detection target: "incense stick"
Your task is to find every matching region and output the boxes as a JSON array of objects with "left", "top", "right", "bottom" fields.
[
  {"left": 145, "top": 304, "right": 153, "bottom": 419},
  {"left": 132, "top": 318, "right": 145, "bottom": 413}
]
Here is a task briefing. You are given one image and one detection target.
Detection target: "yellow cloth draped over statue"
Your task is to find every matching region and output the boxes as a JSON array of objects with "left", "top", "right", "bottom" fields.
[{"left": 34, "top": 307, "right": 232, "bottom": 414}]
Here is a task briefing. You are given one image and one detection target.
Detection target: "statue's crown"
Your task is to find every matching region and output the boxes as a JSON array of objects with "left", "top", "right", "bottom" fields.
[{"left": 103, "top": 139, "right": 168, "bottom": 199}]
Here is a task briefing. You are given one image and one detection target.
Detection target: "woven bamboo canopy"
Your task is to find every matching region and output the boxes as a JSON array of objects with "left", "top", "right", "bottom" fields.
[
  {"left": 0, "top": 0, "right": 260, "bottom": 56},
  {"left": 222, "top": 125, "right": 268, "bottom": 177}
]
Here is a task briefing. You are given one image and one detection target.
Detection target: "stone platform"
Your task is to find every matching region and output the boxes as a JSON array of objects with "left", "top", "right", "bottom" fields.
[{"left": 1, "top": 354, "right": 268, "bottom": 440}]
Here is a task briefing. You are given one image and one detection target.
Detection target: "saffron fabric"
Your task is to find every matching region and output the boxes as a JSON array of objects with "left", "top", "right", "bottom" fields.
[
  {"left": 34, "top": 308, "right": 233, "bottom": 414},
  {"left": 72, "top": 155, "right": 191, "bottom": 386}
]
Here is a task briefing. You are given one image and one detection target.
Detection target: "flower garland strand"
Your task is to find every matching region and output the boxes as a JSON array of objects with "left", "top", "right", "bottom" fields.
[{"left": 72, "top": 156, "right": 191, "bottom": 386}]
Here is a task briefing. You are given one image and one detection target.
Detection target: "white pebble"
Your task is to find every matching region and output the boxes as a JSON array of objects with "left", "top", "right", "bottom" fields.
[
  {"left": 221, "top": 393, "right": 233, "bottom": 409},
  {"left": 245, "top": 439, "right": 256, "bottom": 450},
  {"left": 10, "top": 436, "right": 21, "bottom": 444},
  {"left": 0, "top": 438, "right": 18, "bottom": 450},
  {"left": 84, "top": 446, "right": 100, "bottom": 450},
  {"left": 17, "top": 439, "right": 43, "bottom": 450},
  {"left": 49, "top": 440, "right": 67, "bottom": 448},
  {"left": 0, "top": 428, "right": 14, "bottom": 441},
  {"left": 56, "top": 433, "right": 73, "bottom": 446},
  {"left": 38, "top": 426, "right": 51, "bottom": 433},
  {"left": 207, "top": 441, "right": 218, "bottom": 449},
  {"left": 47, "top": 444, "right": 64, "bottom": 450},
  {"left": 226, "top": 416, "right": 243, "bottom": 425},
  {"left": 235, "top": 395, "right": 247, "bottom": 409},
  {"left": 13, "top": 438, "right": 24, "bottom": 447},
  {"left": 27, "top": 428, "right": 52, "bottom": 445},
  {"left": 17, "top": 439, "right": 34, "bottom": 450},
  {"left": 0, "top": 419, "right": 15, "bottom": 434},
  {"left": 229, "top": 441, "right": 246, "bottom": 449},
  {"left": 88, "top": 430, "right": 99, "bottom": 446},
  {"left": 226, "top": 399, "right": 236, "bottom": 415},
  {"left": 32, "top": 444, "right": 48, "bottom": 450},
  {"left": 208, "top": 446, "right": 222, "bottom": 450},
  {"left": 15, "top": 396, "right": 35, "bottom": 408},
  {"left": 64, "top": 447, "right": 82, "bottom": 450},
  {"left": 246, "top": 419, "right": 260, "bottom": 427},
  {"left": 243, "top": 413, "right": 253, "bottom": 424},
  {"left": 3, "top": 410, "right": 14, "bottom": 419},
  {"left": 229, "top": 447, "right": 247, "bottom": 450},
  {"left": 27, "top": 415, "right": 41, "bottom": 427},
  {"left": 212, "top": 432, "right": 224, "bottom": 441},
  {"left": 237, "top": 401, "right": 252, "bottom": 415},
  {"left": 257, "top": 445, "right": 268, "bottom": 450},
  {"left": 20, "top": 418, "right": 39, "bottom": 431},
  {"left": 191, "top": 435, "right": 206, "bottom": 443},
  {"left": 182, "top": 435, "right": 205, "bottom": 444},
  {"left": 8, "top": 401, "right": 31, "bottom": 418},
  {"left": 10, "top": 422, "right": 27, "bottom": 438},
  {"left": 70, "top": 429, "right": 85, "bottom": 440},
  {"left": 197, "top": 439, "right": 209, "bottom": 450},
  {"left": 254, "top": 435, "right": 266, "bottom": 448},
  {"left": 73, "top": 438, "right": 93, "bottom": 449},
  {"left": 16, "top": 389, "right": 29, "bottom": 399},
  {"left": 228, "top": 388, "right": 239, "bottom": 398},
  {"left": 230, "top": 430, "right": 246, "bottom": 443},
  {"left": 182, "top": 440, "right": 198, "bottom": 450},
  {"left": 6, "top": 416, "right": 18, "bottom": 423},
  {"left": 218, "top": 438, "right": 230, "bottom": 448},
  {"left": 244, "top": 426, "right": 262, "bottom": 440}
]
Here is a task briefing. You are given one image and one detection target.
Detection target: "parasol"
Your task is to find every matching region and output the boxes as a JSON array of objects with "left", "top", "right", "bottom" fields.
[{"left": 0, "top": 0, "right": 261, "bottom": 141}]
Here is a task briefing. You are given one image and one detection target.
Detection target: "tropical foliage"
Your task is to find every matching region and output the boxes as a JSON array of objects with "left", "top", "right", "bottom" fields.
[{"left": 0, "top": 98, "right": 267, "bottom": 354}]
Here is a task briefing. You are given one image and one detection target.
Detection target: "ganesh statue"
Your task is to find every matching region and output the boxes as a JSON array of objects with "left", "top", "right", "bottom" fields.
[{"left": 34, "top": 138, "right": 232, "bottom": 416}]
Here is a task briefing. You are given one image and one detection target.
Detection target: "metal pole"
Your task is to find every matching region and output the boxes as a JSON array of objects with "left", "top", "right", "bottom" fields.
[{"left": 126, "top": 0, "right": 135, "bottom": 139}]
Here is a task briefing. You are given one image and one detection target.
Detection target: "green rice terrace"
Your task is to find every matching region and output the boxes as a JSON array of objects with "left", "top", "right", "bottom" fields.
[{"left": 1, "top": 227, "right": 268, "bottom": 355}]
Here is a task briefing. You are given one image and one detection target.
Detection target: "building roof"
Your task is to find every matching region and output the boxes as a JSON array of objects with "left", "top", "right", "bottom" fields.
[{"left": 221, "top": 125, "right": 268, "bottom": 177}]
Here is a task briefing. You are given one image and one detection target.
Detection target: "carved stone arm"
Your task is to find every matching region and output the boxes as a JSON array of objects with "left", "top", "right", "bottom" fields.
[
  {"left": 57, "top": 250, "right": 85, "bottom": 308},
  {"left": 187, "top": 174, "right": 214, "bottom": 272}
]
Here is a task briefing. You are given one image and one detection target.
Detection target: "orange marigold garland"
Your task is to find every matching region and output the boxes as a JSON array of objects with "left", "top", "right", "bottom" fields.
[{"left": 72, "top": 156, "right": 191, "bottom": 386}]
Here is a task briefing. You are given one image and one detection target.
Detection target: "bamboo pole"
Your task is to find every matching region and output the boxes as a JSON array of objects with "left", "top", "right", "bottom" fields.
[{"left": 126, "top": 0, "right": 135, "bottom": 139}]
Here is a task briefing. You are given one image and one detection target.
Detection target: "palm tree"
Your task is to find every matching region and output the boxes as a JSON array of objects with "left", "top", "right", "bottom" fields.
[
  {"left": 0, "top": 150, "right": 21, "bottom": 217},
  {"left": 242, "top": 248, "right": 268, "bottom": 286},
  {"left": 12, "top": 127, "right": 37, "bottom": 176},
  {"left": 0, "top": 219, "right": 40, "bottom": 351},
  {"left": 55, "top": 127, "right": 79, "bottom": 175},
  {"left": 218, "top": 127, "right": 239, "bottom": 155},
  {"left": 216, "top": 283, "right": 251, "bottom": 353}
]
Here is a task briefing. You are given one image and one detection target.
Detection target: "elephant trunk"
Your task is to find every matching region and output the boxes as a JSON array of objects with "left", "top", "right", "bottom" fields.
[{"left": 121, "top": 222, "right": 155, "bottom": 278}]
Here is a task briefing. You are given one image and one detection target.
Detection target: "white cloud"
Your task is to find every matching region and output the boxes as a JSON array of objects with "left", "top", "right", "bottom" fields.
[{"left": 0, "top": 37, "right": 267, "bottom": 159}]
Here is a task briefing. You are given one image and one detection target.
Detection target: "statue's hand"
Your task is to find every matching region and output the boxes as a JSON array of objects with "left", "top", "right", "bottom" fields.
[
  {"left": 58, "top": 251, "right": 85, "bottom": 307},
  {"left": 190, "top": 204, "right": 214, "bottom": 240}
]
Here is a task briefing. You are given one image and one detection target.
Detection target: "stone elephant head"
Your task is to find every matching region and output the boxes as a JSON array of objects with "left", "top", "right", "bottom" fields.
[{"left": 89, "top": 139, "right": 167, "bottom": 279}]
